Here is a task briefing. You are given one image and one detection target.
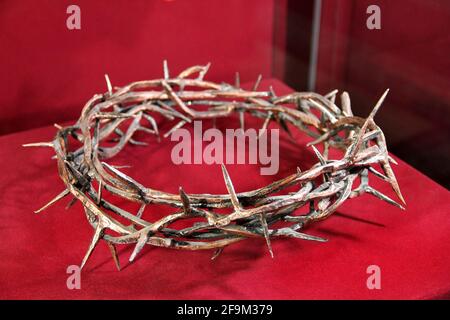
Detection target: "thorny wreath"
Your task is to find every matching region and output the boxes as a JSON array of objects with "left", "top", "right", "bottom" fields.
[{"left": 25, "top": 62, "right": 406, "bottom": 271}]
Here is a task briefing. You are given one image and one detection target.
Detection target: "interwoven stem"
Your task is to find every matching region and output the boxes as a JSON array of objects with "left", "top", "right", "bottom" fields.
[{"left": 25, "top": 62, "right": 405, "bottom": 271}]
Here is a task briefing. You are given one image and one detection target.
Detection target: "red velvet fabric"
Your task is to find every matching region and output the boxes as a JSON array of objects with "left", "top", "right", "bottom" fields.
[
  {"left": 0, "top": 79, "right": 449, "bottom": 299},
  {"left": 0, "top": 0, "right": 274, "bottom": 135}
]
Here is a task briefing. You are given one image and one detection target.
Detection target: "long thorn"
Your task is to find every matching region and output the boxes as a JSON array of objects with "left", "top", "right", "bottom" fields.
[
  {"left": 269, "top": 86, "right": 277, "bottom": 98},
  {"left": 34, "top": 189, "right": 70, "bottom": 213},
  {"left": 163, "top": 60, "right": 169, "bottom": 80},
  {"left": 22, "top": 142, "right": 53, "bottom": 148},
  {"left": 259, "top": 213, "right": 274, "bottom": 258},
  {"left": 221, "top": 164, "right": 241, "bottom": 211},
  {"left": 368, "top": 167, "right": 389, "bottom": 181},
  {"left": 199, "top": 62, "right": 211, "bottom": 80},
  {"left": 239, "top": 111, "right": 245, "bottom": 130},
  {"left": 381, "top": 160, "right": 406, "bottom": 205},
  {"left": 252, "top": 74, "right": 262, "bottom": 91},
  {"left": 163, "top": 120, "right": 187, "bottom": 138},
  {"left": 341, "top": 91, "right": 353, "bottom": 116},
  {"left": 179, "top": 187, "right": 191, "bottom": 215},
  {"left": 365, "top": 186, "right": 405, "bottom": 210},
  {"left": 211, "top": 247, "right": 224, "bottom": 260},
  {"left": 161, "top": 81, "right": 195, "bottom": 117},
  {"left": 311, "top": 145, "right": 326, "bottom": 165},
  {"left": 105, "top": 74, "right": 113, "bottom": 95},
  {"left": 107, "top": 242, "right": 121, "bottom": 271},
  {"left": 80, "top": 221, "right": 105, "bottom": 270},
  {"left": 258, "top": 112, "right": 272, "bottom": 139},
  {"left": 129, "top": 231, "right": 149, "bottom": 262},
  {"left": 350, "top": 89, "right": 390, "bottom": 159}
]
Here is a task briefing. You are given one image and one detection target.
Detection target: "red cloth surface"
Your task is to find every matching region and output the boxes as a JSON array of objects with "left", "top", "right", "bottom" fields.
[
  {"left": 0, "top": 79, "right": 449, "bottom": 300},
  {"left": 0, "top": 0, "right": 274, "bottom": 135}
]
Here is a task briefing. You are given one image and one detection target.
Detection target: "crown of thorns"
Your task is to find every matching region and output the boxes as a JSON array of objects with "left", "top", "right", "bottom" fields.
[{"left": 25, "top": 62, "right": 406, "bottom": 271}]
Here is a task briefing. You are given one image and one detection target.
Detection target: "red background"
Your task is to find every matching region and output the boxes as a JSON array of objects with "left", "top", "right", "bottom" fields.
[{"left": 0, "top": 0, "right": 274, "bottom": 134}]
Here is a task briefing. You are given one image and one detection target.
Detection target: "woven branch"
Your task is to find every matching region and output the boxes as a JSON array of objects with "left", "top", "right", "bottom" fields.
[{"left": 25, "top": 61, "right": 406, "bottom": 271}]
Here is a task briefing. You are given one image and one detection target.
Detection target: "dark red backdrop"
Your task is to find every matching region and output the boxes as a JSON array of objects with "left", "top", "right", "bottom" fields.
[
  {"left": 0, "top": 0, "right": 274, "bottom": 134},
  {"left": 315, "top": 0, "right": 450, "bottom": 186}
]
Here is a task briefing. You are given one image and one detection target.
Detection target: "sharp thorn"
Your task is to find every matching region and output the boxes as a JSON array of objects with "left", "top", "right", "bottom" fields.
[
  {"left": 129, "top": 139, "right": 148, "bottom": 146},
  {"left": 239, "top": 111, "right": 245, "bottom": 130},
  {"left": 276, "top": 115, "right": 293, "bottom": 138},
  {"left": 235, "top": 72, "right": 240, "bottom": 88},
  {"left": 340, "top": 91, "right": 353, "bottom": 116},
  {"left": 163, "top": 120, "right": 187, "bottom": 138},
  {"left": 34, "top": 189, "right": 70, "bottom": 213},
  {"left": 221, "top": 164, "right": 241, "bottom": 211},
  {"left": 325, "top": 89, "right": 338, "bottom": 97},
  {"left": 381, "top": 160, "right": 406, "bottom": 206},
  {"left": 369, "top": 89, "right": 390, "bottom": 119},
  {"left": 349, "top": 89, "right": 390, "bottom": 160},
  {"left": 22, "top": 142, "right": 54, "bottom": 148},
  {"left": 269, "top": 86, "right": 277, "bottom": 98},
  {"left": 311, "top": 145, "right": 326, "bottom": 165},
  {"left": 199, "top": 62, "right": 211, "bottom": 80},
  {"left": 65, "top": 196, "right": 77, "bottom": 210},
  {"left": 291, "top": 231, "right": 327, "bottom": 242},
  {"left": 105, "top": 74, "right": 113, "bottom": 95},
  {"left": 111, "top": 164, "right": 132, "bottom": 169},
  {"left": 252, "top": 74, "right": 262, "bottom": 91},
  {"left": 211, "top": 247, "right": 224, "bottom": 260},
  {"left": 325, "top": 89, "right": 338, "bottom": 103},
  {"left": 161, "top": 81, "right": 195, "bottom": 118},
  {"left": 102, "top": 161, "right": 146, "bottom": 191},
  {"left": 368, "top": 167, "right": 389, "bottom": 181},
  {"left": 129, "top": 232, "right": 149, "bottom": 262},
  {"left": 107, "top": 242, "right": 121, "bottom": 271},
  {"left": 179, "top": 187, "right": 191, "bottom": 215},
  {"left": 388, "top": 155, "right": 398, "bottom": 165},
  {"left": 258, "top": 112, "right": 272, "bottom": 138},
  {"left": 163, "top": 60, "right": 169, "bottom": 80},
  {"left": 259, "top": 213, "right": 274, "bottom": 258},
  {"left": 365, "top": 186, "right": 405, "bottom": 210},
  {"left": 80, "top": 221, "right": 105, "bottom": 270}
]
